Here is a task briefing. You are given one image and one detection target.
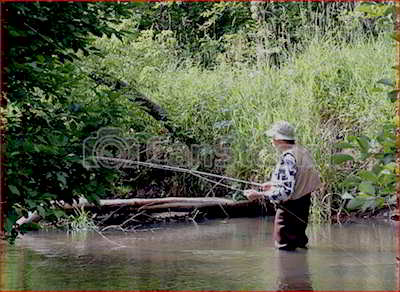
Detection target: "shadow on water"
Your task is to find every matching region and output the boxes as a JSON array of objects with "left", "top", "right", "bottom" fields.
[{"left": 0, "top": 217, "right": 397, "bottom": 291}]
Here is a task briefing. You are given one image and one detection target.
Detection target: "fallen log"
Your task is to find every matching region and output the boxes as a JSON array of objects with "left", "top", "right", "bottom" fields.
[
  {"left": 16, "top": 212, "right": 41, "bottom": 226},
  {"left": 60, "top": 197, "right": 247, "bottom": 209},
  {"left": 16, "top": 197, "right": 271, "bottom": 227}
]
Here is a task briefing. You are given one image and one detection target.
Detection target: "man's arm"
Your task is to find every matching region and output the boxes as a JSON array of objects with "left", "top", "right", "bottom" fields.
[
  {"left": 244, "top": 152, "right": 297, "bottom": 202},
  {"left": 265, "top": 152, "right": 297, "bottom": 203}
]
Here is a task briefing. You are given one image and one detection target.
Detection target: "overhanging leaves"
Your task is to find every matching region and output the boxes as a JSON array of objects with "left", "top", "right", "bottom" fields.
[{"left": 332, "top": 153, "right": 354, "bottom": 164}]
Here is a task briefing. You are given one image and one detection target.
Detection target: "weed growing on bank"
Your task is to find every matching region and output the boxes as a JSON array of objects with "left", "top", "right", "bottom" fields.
[
  {"left": 84, "top": 31, "right": 393, "bottom": 222},
  {"left": 152, "top": 35, "right": 393, "bottom": 221}
]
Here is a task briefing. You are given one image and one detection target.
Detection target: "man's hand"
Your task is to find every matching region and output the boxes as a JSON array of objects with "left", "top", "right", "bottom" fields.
[
  {"left": 243, "top": 190, "right": 264, "bottom": 201},
  {"left": 260, "top": 182, "right": 273, "bottom": 191}
]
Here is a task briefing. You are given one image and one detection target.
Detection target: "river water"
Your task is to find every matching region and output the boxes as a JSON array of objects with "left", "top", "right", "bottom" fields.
[{"left": 0, "top": 217, "right": 398, "bottom": 291}]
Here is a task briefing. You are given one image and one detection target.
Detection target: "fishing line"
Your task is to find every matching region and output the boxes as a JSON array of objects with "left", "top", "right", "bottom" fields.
[
  {"left": 94, "top": 159, "right": 316, "bottom": 242},
  {"left": 96, "top": 156, "right": 263, "bottom": 189}
]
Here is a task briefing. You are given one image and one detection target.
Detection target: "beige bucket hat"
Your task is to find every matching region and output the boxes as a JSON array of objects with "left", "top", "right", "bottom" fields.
[{"left": 266, "top": 121, "right": 296, "bottom": 141}]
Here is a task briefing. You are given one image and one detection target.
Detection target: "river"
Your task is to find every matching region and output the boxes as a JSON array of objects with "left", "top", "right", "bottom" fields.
[{"left": 0, "top": 217, "right": 397, "bottom": 291}]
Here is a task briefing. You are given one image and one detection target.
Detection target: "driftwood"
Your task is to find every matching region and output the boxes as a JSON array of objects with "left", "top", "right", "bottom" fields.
[
  {"left": 16, "top": 212, "right": 41, "bottom": 226},
  {"left": 16, "top": 197, "right": 270, "bottom": 227}
]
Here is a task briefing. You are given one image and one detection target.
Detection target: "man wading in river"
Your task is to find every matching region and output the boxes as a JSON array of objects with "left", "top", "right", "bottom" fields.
[{"left": 245, "top": 121, "right": 321, "bottom": 251}]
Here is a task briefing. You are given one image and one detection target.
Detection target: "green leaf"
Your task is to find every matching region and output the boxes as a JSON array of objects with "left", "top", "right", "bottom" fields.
[
  {"left": 342, "top": 174, "right": 361, "bottom": 188},
  {"left": 370, "top": 87, "right": 384, "bottom": 93},
  {"left": 376, "top": 197, "right": 385, "bottom": 208},
  {"left": 359, "top": 182, "right": 375, "bottom": 195},
  {"left": 361, "top": 198, "right": 378, "bottom": 212},
  {"left": 9, "top": 185, "right": 20, "bottom": 196},
  {"left": 384, "top": 5, "right": 394, "bottom": 17},
  {"left": 380, "top": 174, "right": 395, "bottom": 190},
  {"left": 41, "top": 193, "right": 57, "bottom": 201},
  {"left": 332, "top": 153, "right": 354, "bottom": 164},
  {"left": 37, "top": 206, "right": 47, "bottom": 217},
  {"left": 53, "top": 209, "right": 66, "bottom": 219},
  {"left": 9, "top": 152, "right": 20, "bottom": 157},
  {"left": 358, "top": 170, "right": 378, "bottom": 183},
  {"left": 347, "top": 135, "right": 357, "bottom": 143},
  {"left": 336, "top": 142, "right": 354, "bottom": 149},
  {"left": 356, "top": 136, "right": 369, "bottom": 153},
  {"left": 383, "top": 162, "right": 396, "bottom": 172},
  {"left": 86, "top": 193, "right": 101, "bottom": 205},
  {"left": 26, "top": 199, "right": 37, "bottom": 209},
  {"left": 56, "top": 172, "right": 67, "bottom": 186},
  {"left": 346, "top": 197, "right": 366, "bottom": 211}
]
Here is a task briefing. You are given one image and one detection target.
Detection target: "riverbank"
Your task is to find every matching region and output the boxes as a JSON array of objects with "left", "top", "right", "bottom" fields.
[
  {"left": 19, "top": 197, "right": 397, "bottom": 237},
  {"left": 331, "top": 205, "right": 398, "bottom": 224}
]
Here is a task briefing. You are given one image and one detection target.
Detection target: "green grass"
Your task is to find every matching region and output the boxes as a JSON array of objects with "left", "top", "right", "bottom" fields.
[
  {"left": 67, "top": 207, "right": 97, "bottom": 233},
  {"left": 83, "top": 30, "right": 394, "bottom": 222},
  {"left": 153, "top": 35, "right": 393, "bottom": 221}
]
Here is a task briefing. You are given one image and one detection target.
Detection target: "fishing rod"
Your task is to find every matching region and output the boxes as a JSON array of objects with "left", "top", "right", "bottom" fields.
[
  {"left": 97, "top": 156, "right": 312, "bottom": 228},
  {"left": 96, "top": 156, "right": 306, "bottom": 222},
  {"left": 96, "top": 156, "right": 268, "bottom": 190}
]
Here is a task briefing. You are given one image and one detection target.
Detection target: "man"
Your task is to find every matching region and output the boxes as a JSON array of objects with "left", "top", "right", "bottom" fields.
[{"left": 245, "top": 121, "right": 321, "bottom": 251}]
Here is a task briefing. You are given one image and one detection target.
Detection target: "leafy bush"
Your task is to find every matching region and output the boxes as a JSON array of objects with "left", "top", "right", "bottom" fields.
[
  {"left": 333, "top": 79, "right": 396, "bottom": 214},
  {"left": 5, "top": 2, "right": 135, "bottom": 240}
]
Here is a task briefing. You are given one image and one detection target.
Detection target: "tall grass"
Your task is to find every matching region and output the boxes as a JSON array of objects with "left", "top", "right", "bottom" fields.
[
  {"left": 153, "top": 35, "right": 393, "bottom": 221},
  {"left": 84, "top": 28, "right": 394, "bottom": 222}
]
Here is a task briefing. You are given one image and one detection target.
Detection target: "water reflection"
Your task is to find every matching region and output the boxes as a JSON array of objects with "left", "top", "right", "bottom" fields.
[
  {"left": 0, "top": 218, "right": 397, "bottom": 291},
  {"left": 276, "top": 250, "right": 312, "bottom": 291}
]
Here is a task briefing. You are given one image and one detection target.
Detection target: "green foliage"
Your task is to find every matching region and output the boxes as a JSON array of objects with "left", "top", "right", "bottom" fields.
[
  {"left": 332, "top": 154, "right": 354, "bottom": 165},
  {"left": 4, "top": 1, "right": 395, "bottom": 241},
  {"left": 92, "top": 21, "right": 392, "bottom": 194},
  {"left": 85, "top": 29, "right": 393, "bottom": 213},
  {"left": 133, "top": 2, "right": 252, "bottom": 67},
  {"left": 67, "top": 207, "right": 97, "bottom": 232},
  {"left": 355, "top": 2, "right": 394, "bottom": 22},
  {"left": 8, "top": 2, "right": 134, "bottom": 95},
  {"left": 331, "top": 1, "right": 396, "bottom": 214},
  {"left": 5, "top": 2, "right": 135, "bottom": 240},
  {"left": 334, "top": 110, "right": 395, "bottom": 213},
  {"left": 131, "top": 2, "right": 391, "bottom": 68}
]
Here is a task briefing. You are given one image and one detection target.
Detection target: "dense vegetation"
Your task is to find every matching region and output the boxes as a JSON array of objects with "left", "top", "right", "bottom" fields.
[{"left": 3, "top": 2, "right": 396, "bottom": 240}]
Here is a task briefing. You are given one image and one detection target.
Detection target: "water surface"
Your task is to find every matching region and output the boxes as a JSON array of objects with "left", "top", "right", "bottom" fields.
[{"left": 0, "top": 217, "right": 397, "bottom": 290}]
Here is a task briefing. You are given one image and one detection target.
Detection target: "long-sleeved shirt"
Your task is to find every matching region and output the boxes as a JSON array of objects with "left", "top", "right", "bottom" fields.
[{"left": 265, "top": 152, "right": 297, "bottom": 203}]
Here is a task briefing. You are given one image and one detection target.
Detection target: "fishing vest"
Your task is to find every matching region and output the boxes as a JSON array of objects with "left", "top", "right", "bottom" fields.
[{"left": 282, "top": 144, "right": 321, "bottom": 200}]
